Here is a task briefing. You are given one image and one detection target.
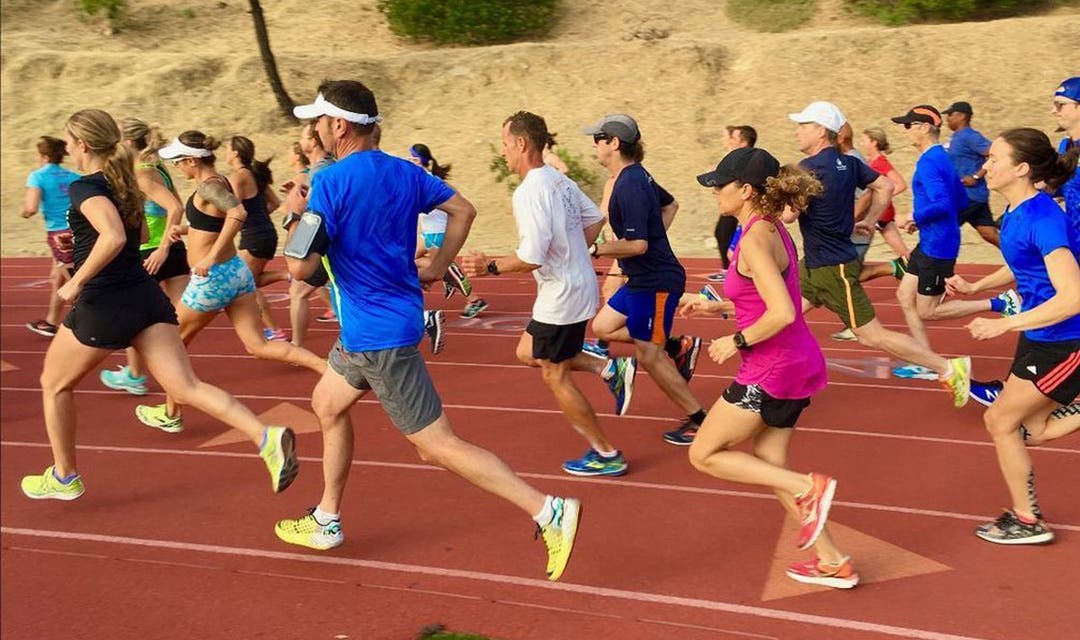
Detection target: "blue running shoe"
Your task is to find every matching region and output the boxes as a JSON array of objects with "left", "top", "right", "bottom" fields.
[
  {"left": 699, "top": 284, "right": 722, "bottom": 302},
  {"left": 662, "top": 419, "right": 697, "bottom": 446},
  {"left": 604, "top": 357, "right": 636, "bottom": 416},
  {"left": 562, "top": 449, "right": 628, "bottom": 477},
  {"left": 970, "top": 380, "right": 1004, "bottom": 407},
  {"left": 581, "top": 340, "right": 610, "bottom": 360}
]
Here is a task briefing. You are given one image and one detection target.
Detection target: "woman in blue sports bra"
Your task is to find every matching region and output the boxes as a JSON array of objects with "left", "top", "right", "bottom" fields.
[
  {"left": 226, "top": 135, "right": 289, "bottom": 341},
  {"left": 131, "top": 130, "right": 326, "bottom": 434}
]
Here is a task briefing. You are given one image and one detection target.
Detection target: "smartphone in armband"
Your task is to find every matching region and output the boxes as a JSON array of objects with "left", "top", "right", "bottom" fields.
[{"left": 283, "top": 212, "right": 324, "bottom": 259}]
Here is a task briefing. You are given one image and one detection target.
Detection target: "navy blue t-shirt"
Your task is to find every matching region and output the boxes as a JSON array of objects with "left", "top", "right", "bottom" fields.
[
  {"left": 608, "top": 163, "right": 685, "bottom": 292},
  {"left": 798, "top": 147, "right": 880, "bottom": 268},
  {"left": 1058, "top": 137, "right": 1080, "bottom": 239}
]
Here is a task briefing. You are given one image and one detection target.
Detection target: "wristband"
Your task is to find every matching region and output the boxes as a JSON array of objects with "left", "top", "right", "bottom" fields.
[
  {"left": 486, "top": 259, "right": 500, "bottom": 276},
  {"left": 589, "top": 243, "right": 600, "bottom": 258}
]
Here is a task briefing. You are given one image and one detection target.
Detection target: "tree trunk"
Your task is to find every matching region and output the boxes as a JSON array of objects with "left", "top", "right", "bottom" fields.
[{"left": 248, "top": 0, "right": 297, "bottom": 122}]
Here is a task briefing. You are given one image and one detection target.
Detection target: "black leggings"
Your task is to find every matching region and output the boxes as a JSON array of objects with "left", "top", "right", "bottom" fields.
[{"left": 714, "top": 217, "right": 739, "bottom": 268}]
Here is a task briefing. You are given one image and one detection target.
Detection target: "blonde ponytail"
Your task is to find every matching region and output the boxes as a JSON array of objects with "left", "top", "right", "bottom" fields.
[{"left": 68, "top": 109, "right": 145, "bottom": 230}]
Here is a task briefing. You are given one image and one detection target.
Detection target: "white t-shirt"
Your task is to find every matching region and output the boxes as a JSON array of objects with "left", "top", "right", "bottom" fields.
[
  {"left": 419, "top": 208, "right": 448, "bottom": 234},
  {"left": 513, "top": 165, "right": 603, "bottom": 325}
]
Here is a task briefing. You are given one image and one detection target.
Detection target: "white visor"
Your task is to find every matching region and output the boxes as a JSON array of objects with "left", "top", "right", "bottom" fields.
[
  {"left": 293, "top": 93, "right": 382, "bottom": 124},
  {"left": 158, "top": 139, "right": 214, "bottom": 160}
]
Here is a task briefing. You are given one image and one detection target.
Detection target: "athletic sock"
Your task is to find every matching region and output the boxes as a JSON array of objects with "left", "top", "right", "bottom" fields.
[
  {"left": 52, "top": 468, "right": 79, "bottom": 485},
  {"left": 596, "top": 449, "right": 620, "bottom": 459},
  {"left": 665, "top": 336, "right": 681, "bottom": 358},
  {"left": 259, "top": 429, "right": 269, "bottom": 451},
  {"left": 688, "top": 409, "right": 707, "bottom": 426},
  {"left": 1015, "top": 512, "right": 1039, "bottom": 525},
  {"left": 312, "top": 507, "right": 339, "bottom": 525},
  {"left": 600, "top": 359, "right": 616, "bottom": 380},
  {"left": 532, "top": 495, "right": 555, "bottom": 527},
  {"left": 989, "top": 297, "right": 1005, "bottom": 314}
]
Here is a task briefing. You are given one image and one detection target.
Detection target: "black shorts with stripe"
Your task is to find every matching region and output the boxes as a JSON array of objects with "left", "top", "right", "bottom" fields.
[{"left": 1011, "top": 335, "right": 1080, "bottom": 405}]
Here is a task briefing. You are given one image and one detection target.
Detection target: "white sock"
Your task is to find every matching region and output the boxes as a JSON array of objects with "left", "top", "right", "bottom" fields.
[
  {"left": 532, "top": 495, "right": 555, "bottom": 527},
  {"left": 600, "top": 359, "right": 615, "bottom": 380},
  {"left": 596, "top": 449, "right": 619, "bottom": 458},
  {"left": 313, "top": 507, "right": 339, "bottom": 525}
]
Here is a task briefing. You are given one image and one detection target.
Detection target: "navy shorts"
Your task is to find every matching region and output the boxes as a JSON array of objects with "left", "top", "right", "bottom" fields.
[
  {"left": 607, "top": 286, "right": 682, "bottom": 345},
  {"left": 958, "top": 201, "right": 995, "bottom": 228}
]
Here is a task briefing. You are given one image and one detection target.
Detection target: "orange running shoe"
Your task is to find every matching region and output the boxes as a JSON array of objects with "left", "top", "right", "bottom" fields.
[
  {"left": 786, "top": 555, "right": 859, "bottom": 589},
  {"left": 795, "top": 472, "right": 837, "bottom": 550}
]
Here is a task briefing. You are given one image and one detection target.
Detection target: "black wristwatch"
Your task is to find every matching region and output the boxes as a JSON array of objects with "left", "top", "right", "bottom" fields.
[
  {"left": 589, "top": 243, "right": 600, "bottom": 258},
  {"left": 733, "top": 331, "right": 751, "bottom": 350},
  {"left": 486, "top": 259, "right": 500, "bottom": 276},
  {"left": 282, "top": 211, "right": 303, "bottom": 230}
]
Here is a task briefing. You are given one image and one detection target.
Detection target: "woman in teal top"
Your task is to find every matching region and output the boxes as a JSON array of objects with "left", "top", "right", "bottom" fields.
[
  {"left": 99, "top": 117, "right": 190, "bottom": 397},
  {"left": 22, "top": 136, "right": 80, "bottom": 337}
]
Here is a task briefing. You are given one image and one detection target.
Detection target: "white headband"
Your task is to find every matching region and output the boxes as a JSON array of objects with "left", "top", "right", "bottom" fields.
[
  {"left": 293, "top": 93, "right": 382, "bottom": 125},
  {"left": 158, "top": 139, "right": 214, "bottom": 159}
]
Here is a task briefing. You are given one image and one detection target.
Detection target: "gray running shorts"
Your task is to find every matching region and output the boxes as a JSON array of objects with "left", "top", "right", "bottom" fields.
[{"left": 328, "top": 340, "right": 443, "bottom": 435}]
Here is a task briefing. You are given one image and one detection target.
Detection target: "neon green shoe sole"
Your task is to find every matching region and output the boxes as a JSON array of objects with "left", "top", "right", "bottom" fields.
[
  {"left": 274, "top": 509, "right": 344, "bottom": 550},
  {"left": 540, "top": 497, "right": 581, "bottom": 581},
  {"left": 260, "top": 426, "right": 299, "bottom": 493},
  {"left": 21, "top": 466, "right": 85, "bottom": 501}
]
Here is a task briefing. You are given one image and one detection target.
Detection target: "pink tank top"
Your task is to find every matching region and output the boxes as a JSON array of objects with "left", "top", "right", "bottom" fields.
[{"left": 722, "top": 216, "right": 827, "bottom": 399}]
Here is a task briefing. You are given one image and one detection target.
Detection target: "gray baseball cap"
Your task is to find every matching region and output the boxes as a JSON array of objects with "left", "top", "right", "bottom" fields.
[{"left": 582, "top": 114, "right": 641, "bottom": 144}]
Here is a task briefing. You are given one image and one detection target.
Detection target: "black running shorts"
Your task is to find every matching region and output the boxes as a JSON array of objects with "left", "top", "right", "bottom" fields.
[
  {"left": 527, "top": 319, "right": 588, "bottom": 364},
  {"left": 1011, "top": 335, "right": 1080, "bottom": 405}
]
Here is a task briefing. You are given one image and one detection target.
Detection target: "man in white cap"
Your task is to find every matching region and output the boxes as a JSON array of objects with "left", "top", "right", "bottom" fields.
[
  {"left": 275, "top": 80, "right": 582, "bottom": 582},
  {"left": 785, "top": 101, "right": 971, "bottom": 407}
]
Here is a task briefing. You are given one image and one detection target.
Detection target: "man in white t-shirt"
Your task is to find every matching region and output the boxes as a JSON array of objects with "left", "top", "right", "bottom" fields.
[{"left": 463, "top": 111, "right": 635, "bottom": 477}]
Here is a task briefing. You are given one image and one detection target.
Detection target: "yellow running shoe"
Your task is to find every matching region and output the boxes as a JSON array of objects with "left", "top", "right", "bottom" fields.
[
  {"left": 537, "top": 497, "right": 581, "bottom": 581},
  {"left": 259, "top": 426, "right": 299, "bottom": 493},
  {"left": 275, "top": 508, "right": 344, "bottom": 550},
  {"left": 21, "top": 466, "right": 85, "bottom": 501},
  {"left": 135, "top": 403, "right": 184, "bottom": 433},
  {"left": 941, "top": 356, "right": 971, "bottom": 408}
]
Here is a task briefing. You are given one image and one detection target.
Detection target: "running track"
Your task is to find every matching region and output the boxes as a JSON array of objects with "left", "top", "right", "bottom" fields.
[{"left": 1, "top": 257, "right": 1077, "bottom": 640}]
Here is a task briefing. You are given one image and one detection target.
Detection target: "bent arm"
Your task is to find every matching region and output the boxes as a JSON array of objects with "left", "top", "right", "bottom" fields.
[{"left": 1000, "top": 250, "right": 1080, "bottom": 333}]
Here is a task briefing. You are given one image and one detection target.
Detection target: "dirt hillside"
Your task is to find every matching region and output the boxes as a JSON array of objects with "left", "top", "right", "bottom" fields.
[{"left": 3, "top": 0, "right": 1078, "bottom": 262}]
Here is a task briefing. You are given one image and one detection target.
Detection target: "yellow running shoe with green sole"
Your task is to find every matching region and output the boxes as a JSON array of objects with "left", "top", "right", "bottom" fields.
[
  {"left": 537, "top": 497, "right": 581, "bottom": 581},
  {"left": 135, "top": 403, "right": 184, "bottom": 433},
  {"left": 21, "top": 466, "right": 85, "bottom": 500},
  {"left": 941, "top": 356, "right": 971, "bottom": 408},
  {"left": 260, "top": 426, "right": 299, "bottom": 493},
  {"left": 275, "top": 508, "right": 344, "bottom": 550}
]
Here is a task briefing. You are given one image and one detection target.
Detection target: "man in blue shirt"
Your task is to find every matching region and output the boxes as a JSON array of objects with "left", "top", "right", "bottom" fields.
[
  {"left": 277, "top": 80, "right": 581, "bottom": 582},
  {"left": 785, "top": 101, "right": 972, "bottom": 407},
  {"left": 943, "top": 101, "right": 1000, "bottom": 248},
  {"left": 585, "top": 113, "right": 710, "bottom": 446}
]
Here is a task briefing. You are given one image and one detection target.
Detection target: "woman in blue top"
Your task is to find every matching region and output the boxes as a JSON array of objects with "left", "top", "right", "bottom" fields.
[
  {"left": 22, "top": 136, "right": 80, "bottom": 337},
  {"left": 962, "top": 128, "right": 1080, "bottom": 546}
]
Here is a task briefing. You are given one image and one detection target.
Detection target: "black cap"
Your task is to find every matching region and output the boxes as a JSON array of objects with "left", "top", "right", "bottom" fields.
[
  {"left": 943, "top": 101, "right": 973, "bottom": 116},
  {"left": 697, "top": 147, "right": 780, "bottom": 190},
  {"left": 890, "top": 104, "right": 943, "bottom": 127}
]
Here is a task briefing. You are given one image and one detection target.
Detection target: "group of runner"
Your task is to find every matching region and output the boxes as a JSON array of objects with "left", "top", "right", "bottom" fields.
[{"left": 16, "top": 75, "right": 1079, "bottom": 589}]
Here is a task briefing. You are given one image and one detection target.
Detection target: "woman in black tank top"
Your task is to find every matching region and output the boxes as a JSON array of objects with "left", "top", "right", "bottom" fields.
[
  {"left": 226, "top": 136, "right": 290, "bottom": 340},
  {"left": 22, "top": 109, "right": 301, "bottom": 502}
]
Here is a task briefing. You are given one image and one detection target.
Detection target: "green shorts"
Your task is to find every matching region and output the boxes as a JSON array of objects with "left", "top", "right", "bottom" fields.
[{"left": 799, "top": 258, "right": 876, "bottom": 329}]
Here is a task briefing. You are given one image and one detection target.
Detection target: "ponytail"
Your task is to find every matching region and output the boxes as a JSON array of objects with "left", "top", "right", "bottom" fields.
[
  {"left": 1000, "top": 127, "right": 1078, "bottom": 192},
  {"left": 229, "top": 135, "right": 273, "bottom": 190},
  {"left": 67, "top": 109, "right": 145, "bottom": 230},
  {"left": 410, "top": 143, "right": 451, "bottom": 180}
]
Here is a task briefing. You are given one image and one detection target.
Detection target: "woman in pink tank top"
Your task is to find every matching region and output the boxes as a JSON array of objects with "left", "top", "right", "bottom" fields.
[{"left": 682, "top": 148, "right": 858, "bottom": 590}]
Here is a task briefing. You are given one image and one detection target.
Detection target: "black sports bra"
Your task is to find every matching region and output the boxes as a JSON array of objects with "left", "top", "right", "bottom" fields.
[{"left": 185, "top": 177, "right": 229, "bottom": 233}]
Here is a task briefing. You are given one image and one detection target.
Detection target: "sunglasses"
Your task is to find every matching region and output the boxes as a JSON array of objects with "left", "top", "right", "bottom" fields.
[{"left": 592, "top": 133, "right": 611, "bottom": 144}]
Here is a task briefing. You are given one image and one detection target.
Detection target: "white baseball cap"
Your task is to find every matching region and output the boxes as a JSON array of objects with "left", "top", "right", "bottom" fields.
[{"left": 788, "top": 101, "right": 846, "bottom": 134}]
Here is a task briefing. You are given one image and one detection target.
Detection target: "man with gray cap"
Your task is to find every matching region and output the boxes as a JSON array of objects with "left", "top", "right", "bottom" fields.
[
  {"left": 585, "top": 114, "right": 710, "bottom": 446},
  {"left": 785, "top": 101, "right": 971, "bottom": 407},
  {"left": 944, "top": 100, "right": 999, "bottom": 247}
]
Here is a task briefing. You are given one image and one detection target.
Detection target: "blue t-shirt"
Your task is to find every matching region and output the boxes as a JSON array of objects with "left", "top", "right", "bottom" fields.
[
  {"left": 797, "top": 147, "right": 880, "bottom": 268},
  {"left": 308, "top": 150, "right": 455, "bottom": 352},
  {"left": 608, "top": 163, "right": 685, "bottom": 292},
  {"left": 1058, "top": 137, "right": 1080, "bottom": 239},
  {"left": 26, "top": 163, "right": 80, "bottom": 232},
  {"left": 947, "top": 127, "right": 991, "bottom": 203},
  {"left": 999, "top": 192, "right": 1080, "bottom": 342},
  {"left": 912, "top": 145, "right": 968, "bottom": 260}
]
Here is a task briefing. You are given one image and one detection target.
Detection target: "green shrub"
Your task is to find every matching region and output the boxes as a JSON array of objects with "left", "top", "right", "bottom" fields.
[
  {"left": 488, "top": 145, "right": 601, "bottom": 200},
  {"left": 378, "top": 0, "right": 558, "bottom": 45},
  {"left": 727, "top": 0, "right": 816, "bottom": 33},
  {"left": 77, "top": 0, "right": 126, "bottom": 22},
  {"left": 848, "top": 0, "right": 1058, "bottom": 25}
]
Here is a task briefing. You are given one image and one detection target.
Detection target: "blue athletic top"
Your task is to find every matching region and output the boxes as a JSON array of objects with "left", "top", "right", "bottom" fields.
[
  {"left": 308, "top": 150, "right": 454, "bottom": 352},
  {"left": 608, "top": 163, "right": 685, "bottom": 292},
  {"left": 1000, "top": 191, "right": 1080, "bottom": 342},
  {"left": 26, "top": 163, "right": 80, "bottom": 232},
  {"left": 911, "top": 145, "right": 968, "bottom": 260},
  {"left": 1058, "top": 137, "right": 1080, "bottom": 238},
  {"left": 798, "top": 147, "right": 880, "bottom": 268},
  {"left": 947, "top": 126, "right": 991, "bottom": 203}
]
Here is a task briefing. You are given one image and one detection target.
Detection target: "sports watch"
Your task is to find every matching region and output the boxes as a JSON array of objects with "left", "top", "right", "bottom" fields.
[
  {"left": 486, "top": 259, "right": 500, "bottom": 276},
  {"left": 733, "top": 331, "right": 751, "bottom": 350}
]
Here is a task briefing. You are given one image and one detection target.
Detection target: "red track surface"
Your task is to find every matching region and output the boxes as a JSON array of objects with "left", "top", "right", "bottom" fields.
[{"left": 2, "top": 256, "right": 1077, "bottom": 640}]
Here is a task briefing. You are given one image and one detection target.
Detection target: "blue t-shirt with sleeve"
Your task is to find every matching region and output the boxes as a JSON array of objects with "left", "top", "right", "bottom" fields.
[
  {"left": 308, "top": 150, "right": 455, "bottom": 352},
  {"left": 26, "top": 163, "right": 80, "bottom": 232},
  {"left": 797, "top": 147, "right": 880, "bottom": 268},
  {"left": 999, "top": 191, "right": 1080, "bottom": 342},
  {"left": 1058, "top": 137, "right": 1080, "bottom": 239},
  {"left": 912, "top": 144, "right": 968, "bottom": 260},
  {"left": 608, "top": 163, "right": 685, "bottom": 292},
  {"left": 947, "top": 126, "right": 991, "bottom": 203}
]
